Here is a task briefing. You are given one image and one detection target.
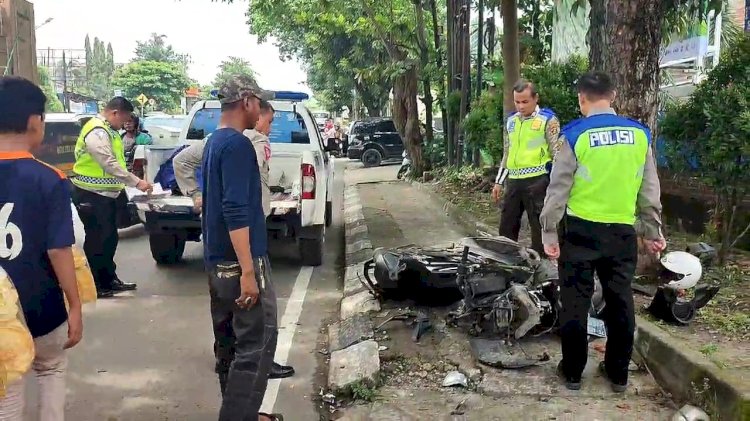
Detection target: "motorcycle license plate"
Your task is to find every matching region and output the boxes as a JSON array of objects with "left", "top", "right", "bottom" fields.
[{"left": 587, "top": 317, "right": 607, "bottom": 338}]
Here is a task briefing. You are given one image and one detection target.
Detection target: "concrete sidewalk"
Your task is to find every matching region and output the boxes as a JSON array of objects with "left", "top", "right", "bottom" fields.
[{"left": 336, "top": 162, "right": 674, "bottom": 420}]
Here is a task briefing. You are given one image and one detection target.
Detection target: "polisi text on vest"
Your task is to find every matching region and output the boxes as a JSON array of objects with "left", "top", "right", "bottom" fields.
[{"left": 588, "top": 129, "right": 635, "bottom": 147}]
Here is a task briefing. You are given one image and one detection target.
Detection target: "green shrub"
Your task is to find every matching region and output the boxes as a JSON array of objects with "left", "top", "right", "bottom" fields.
[
  {"left": 522, "top": 55, "right": 587, "bottom": 126},
  {"left": 661, "top": 34, "right": 750, "bottom": 263},
  {"left": 463, "top": 89, "right": 504, "bottom": 163}
]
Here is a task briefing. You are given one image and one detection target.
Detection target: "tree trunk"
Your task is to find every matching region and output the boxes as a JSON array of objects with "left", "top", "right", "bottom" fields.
[
  {"left": 392, "top": 65, "right": 425, "bottom": 176},
  {"left": 588, "top": 0, "right": 664, "bottom": 130},
  {"left": 501, "top": 0, "right": 520, "bottom": 114},
  {"left": 429, "top": 0, "right": 449, "bottom": 150},
  {"left": 531, "top": 0, "right": 541, "bottom": 40},
  {"left": 446, "top": 0, "right": 457, "bottom": 165},
  {"left": 487, "top": 8, "right": 496, "bottom": 61},
  {"left": 457, "top": 0, "right": 471, "bottom": 166},
  {"left": 415, "top": 0, "right": 435, "bottom": 146},
  {"left": 718, "top": 190, "right": 739, "bottom": 265},
  {"left": 356, "top": 82, "right": 387, "bottom": 118},
  {"left": 477, "top": 0, "right": 484, "bottom": 99},
  {"left": 587, "top": 0, "right": 608, "bottom": 72}
]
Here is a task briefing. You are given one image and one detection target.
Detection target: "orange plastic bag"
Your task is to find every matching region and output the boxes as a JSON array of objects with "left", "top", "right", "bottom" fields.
[
  {"left": 0, "top": 267, "right": 35, "bottom": 398},
  {"left": 72, "top": 246, "right": 97, "bottom": 305}
]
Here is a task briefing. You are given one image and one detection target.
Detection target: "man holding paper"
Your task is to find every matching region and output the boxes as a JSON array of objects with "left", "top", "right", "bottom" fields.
[{"left": 71, "top": 97, "right": 153, "bottom": 298}]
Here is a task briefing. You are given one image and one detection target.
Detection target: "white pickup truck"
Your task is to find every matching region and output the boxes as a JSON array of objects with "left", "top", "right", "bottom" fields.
[{"left": 132, "top": 92, "right": 335, "bottom": 266}]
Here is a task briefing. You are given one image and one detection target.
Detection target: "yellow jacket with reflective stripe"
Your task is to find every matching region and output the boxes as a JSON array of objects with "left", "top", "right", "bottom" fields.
[{"left": 72, "top": 117, "right": 127, "bottom": 191}]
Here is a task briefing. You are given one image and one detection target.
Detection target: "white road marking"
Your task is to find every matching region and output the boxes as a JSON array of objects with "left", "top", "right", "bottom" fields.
[{"left": 260, "top": 266, "right": 315, "bottom": 413}]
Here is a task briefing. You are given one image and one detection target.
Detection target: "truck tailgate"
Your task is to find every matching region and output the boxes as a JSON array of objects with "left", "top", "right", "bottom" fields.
[
  {"left": 269, "top": 150, "right": 302, "bottom": 193},
  {"left": 269, "top": 151, "right": 302, "bottom": 214}
]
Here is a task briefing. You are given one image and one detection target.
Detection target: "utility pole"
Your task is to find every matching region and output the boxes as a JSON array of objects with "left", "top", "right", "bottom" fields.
[{"left": 62, "top": 50, "right": 69, "bottom": 113}]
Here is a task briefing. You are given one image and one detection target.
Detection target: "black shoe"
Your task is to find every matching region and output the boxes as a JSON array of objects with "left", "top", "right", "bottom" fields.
[
  {"left": 112, "top": 278, "right": 137, "bottom": 291},
  {"left": 97, "top": 289, "right": 115, "bottom": 298},
  {"left": 269, "top": 362, "right": 295, "bottom": 379},
  {"left": 557, "top": 361, "right": 581, "bottom": 391},
  {"left": 598, "top": 361, "right": 627, "bottom": 393}
]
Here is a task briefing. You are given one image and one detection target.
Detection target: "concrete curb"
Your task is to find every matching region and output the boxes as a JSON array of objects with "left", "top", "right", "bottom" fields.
[
  {"left": 413, "top": 179, "right": 750, "bottom": 419},
  {"left": 326, "top": 182, "right": 381, "bottom": 395},
  {"left": 635, "top": 315, "right": 750, "bottom": 421}
]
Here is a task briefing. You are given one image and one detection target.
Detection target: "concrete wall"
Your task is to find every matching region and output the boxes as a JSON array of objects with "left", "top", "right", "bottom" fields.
[{"left": 0, "top": 0, "right": 38, "bottom": 83}]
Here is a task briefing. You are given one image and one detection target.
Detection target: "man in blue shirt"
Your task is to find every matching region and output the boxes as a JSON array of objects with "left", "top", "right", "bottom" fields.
[
  {"left": 201, "top": 75, "right": 280, "bottom": 421},
  {"left": 0, "top": 76, "right": 83, "bottom": 420}
]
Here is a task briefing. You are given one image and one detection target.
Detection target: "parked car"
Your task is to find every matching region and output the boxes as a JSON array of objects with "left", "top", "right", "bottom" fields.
[
  {"left": 143, "top": 115, "right": 186, "bottom": 147},
  {"left": 346, "top": 118, "right": 405, "bottom": 167},
  {"left": 133, "top": 92, "right": 335, "bottom": 266}
]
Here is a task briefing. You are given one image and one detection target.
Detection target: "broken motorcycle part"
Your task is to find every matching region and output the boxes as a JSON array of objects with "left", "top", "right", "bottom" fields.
[
  {"left": 469, "top": 337, "right": 550, "bottom": 369},
  {"left": 442, "top": 371, "right": 468, "bottom": 387},
  {"left": 647, "top": 284, "right": 721, "bottom": 325},
  {"left": 411, "top": 311, "right": 432, "bottom": 342},
  {"left": 685, "top": 242, "right": 716, "bottom": 269}
]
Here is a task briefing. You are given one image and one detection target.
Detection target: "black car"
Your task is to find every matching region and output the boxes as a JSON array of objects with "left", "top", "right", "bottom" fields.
[{"left": 346, "top": 118, "right": 404, "bottom": 167}]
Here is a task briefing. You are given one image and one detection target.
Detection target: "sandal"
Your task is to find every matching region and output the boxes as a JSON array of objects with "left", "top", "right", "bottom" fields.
[{"left": 259, "top": 412, "right": 284, "bottom": 421}]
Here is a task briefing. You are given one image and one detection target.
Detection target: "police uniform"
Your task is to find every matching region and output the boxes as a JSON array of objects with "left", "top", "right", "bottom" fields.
[
  {"left": 173, "top": 129, "right": 272, "bottom": 217},
  {"left": 539, "top": 108, "right": 663, "bottom": 387},
  {"left": 71, "top": 116, "right": 140, "bottom": 295},
  {"left": 495, "top": 107, "right": 561, "bottom": 255}
]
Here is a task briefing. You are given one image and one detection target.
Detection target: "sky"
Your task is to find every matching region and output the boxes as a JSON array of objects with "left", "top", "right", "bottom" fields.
[{"left": 30, "top": 0, "right": 310, "bottom": 93}]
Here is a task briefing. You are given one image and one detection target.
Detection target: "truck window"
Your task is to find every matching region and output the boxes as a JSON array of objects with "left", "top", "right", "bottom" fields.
[
  {"left": 186, "top": 108, "right": 220, "bottom": 140},
  {"left": 270, "top": 110, "right": 309, "bottom": 144},
  {"left": 186, "top": 107, "right": 310, "bottom": 144}
]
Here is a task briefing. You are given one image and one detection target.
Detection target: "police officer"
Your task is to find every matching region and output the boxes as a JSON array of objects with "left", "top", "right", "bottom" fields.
[
  {"left": 539, "top": 72, "right": 665, "bottom": 392},
  {"left": 491, "top": 79, "right": 561, "bottom": 256},
  {"left": 72, "top": 97, "right": 152, "bottom": 298}
]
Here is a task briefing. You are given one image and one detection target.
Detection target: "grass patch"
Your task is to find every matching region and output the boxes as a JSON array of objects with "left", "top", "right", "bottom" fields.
[
  {"left": 349, "top": 380, "right": 378, "bottom": 403},
  {"left": 699, "top": 343, "right": 719, "bottom": 357},
  {"left": 431, "top": 166, "right": 499, "bottom": 228}
]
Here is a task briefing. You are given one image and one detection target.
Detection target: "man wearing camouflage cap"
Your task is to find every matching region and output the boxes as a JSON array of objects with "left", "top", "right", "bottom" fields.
[{"left": 201, "top": 75, "right": 283, "bottom": 421}]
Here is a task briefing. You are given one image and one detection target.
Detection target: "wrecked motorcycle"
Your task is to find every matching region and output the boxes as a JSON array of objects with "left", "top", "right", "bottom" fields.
[
  {"left": 361, "top": 237, "right": 719, "bottom": 342},
  {"left": 362, "top": 236, "right": 605, "bottom": 340}
]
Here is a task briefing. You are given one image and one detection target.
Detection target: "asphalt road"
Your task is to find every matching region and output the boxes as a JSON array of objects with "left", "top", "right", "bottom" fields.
[{"left": 23, "top": 159, "right": 347, "bottom": 421}]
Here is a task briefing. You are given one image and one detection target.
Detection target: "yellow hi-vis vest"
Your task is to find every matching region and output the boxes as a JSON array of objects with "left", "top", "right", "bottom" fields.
[
  {"left": 505, "top": 108, "right": 555, "bottom": 179},
  {"left": 564, "top": 114, "right": 651, "bottom": 225},
  {"left": 72, "top": 117, "right": 127, "bottom": 191}
]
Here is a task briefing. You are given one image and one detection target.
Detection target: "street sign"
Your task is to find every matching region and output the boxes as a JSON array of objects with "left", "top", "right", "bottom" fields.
[
  {"left": 114, "top": 89, "right": 123, "bottom": 97},
  {"left": 148, "top": 98, "right": 156, "bottom": 106},
  {"left": 136, "top": 93, "right": 148, "bottom": 106}
]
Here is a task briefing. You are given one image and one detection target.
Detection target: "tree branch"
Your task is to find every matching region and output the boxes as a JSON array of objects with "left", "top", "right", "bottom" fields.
[
  {"left": 730, "top": 220, "right": 750, "bottom": 249},
  {"left": 360, "top": 0, "right": 401, "bottom": 60}
]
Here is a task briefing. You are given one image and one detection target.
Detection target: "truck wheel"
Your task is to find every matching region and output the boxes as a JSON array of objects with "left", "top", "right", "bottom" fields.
[
  {"left": 299, "top": 234, "right": 324, "bottom": 266},
  {"left": 325, "top": 200, "right": 333, "bottom": 227},
  {"left": 149, "top": 233, "right": 186, "bottom": 264},
  {"left": 361, "top": 149, "right": 382, "bottom": 167}
]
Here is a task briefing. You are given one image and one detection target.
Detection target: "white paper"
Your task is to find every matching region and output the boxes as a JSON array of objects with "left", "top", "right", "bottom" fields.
[{"left": 125, "top": 184, "right": 168, "bottom": 200}]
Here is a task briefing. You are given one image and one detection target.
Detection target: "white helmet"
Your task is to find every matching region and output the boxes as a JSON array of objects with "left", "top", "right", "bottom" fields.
[{"left": 660, "top": 251, "right": 702, "bottom": 289}]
